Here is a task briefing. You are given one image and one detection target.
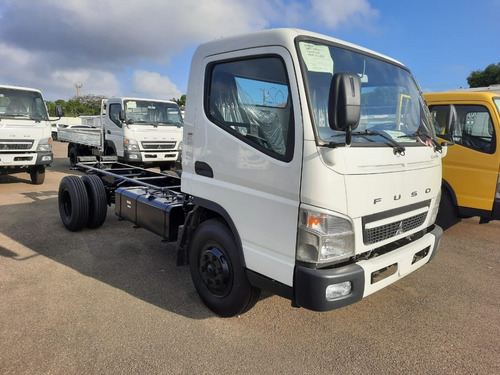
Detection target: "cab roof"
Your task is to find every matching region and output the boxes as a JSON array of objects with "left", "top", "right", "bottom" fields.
[
  {"left": 424, "top": 91, "right": 500, "bottom": 102},
  {"left": 194, "top": 28, "right": 403, "bottom": 67}
]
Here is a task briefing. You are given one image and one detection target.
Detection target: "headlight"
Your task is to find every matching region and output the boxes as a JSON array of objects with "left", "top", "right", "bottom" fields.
[
  {"left": 36, "top": 138, "right": 52, "bottom": 152},
  {"left": 297, "top": 207, "right": 355, "bottom": 264},
  {"left": 178, "top": 141, "right": 182, "bottom": 151},
  {"left": 124, "top": 138, "right": 139, "bottom": 151}
]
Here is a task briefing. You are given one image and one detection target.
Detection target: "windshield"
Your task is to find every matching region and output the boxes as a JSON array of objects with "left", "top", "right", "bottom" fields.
[
  {"left": 124, "top": 100, "right": 183, "bottom": 126},
  {"left": 0, "top": 87, "right": 49, "bottom": 121},
  {"left": 298, "top": 40, "right": 436, "bottom": 146},
  {"left": 494, "top": 97, "right": 500, "bottom": 116}
]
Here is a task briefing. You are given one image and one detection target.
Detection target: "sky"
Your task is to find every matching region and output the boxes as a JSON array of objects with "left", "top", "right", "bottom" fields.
[{"left": 0, "top": 0, "right": 498, "bottom": 102}]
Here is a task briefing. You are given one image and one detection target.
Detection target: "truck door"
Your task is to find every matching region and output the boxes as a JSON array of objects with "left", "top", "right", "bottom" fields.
[
  {"left": 105, "top": 102, "right": 125, "bottom": 157},
  {"left": 430, "top": 102, "right": 499, "bottom": 212},
  {"left": 190, "top": 48, "right": 302, "bottom": 285}
]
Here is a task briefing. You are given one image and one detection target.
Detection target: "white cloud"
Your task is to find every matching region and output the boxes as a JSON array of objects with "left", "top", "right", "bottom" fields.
[
  {"left": 51, "top": 69, "right": 121, "bottom": 99},
  {"left": 132, "top": 70, "right": 182, "bottom": 100},
  {"left": 310, "top": 0, "right": 379, "bottom": 29},
  {"left": 0, "top": 0, "right": 380, "bottom": 100}
]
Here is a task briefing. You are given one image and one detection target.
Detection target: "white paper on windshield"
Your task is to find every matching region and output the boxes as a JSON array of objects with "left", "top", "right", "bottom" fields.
[{"left": 299, "top": 42, "right": 334, "bottom": 74}]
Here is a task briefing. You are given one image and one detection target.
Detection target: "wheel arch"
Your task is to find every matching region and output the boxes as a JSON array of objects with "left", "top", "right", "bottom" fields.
[
  {"left": 104, "top": 140, "right": 117, "bottom": 155},
  {"left": 442, "top": 179, "right": 458, "bottom": 207},
  {"left": 178, "top": 197, "right": 245, "bottom": 268}
]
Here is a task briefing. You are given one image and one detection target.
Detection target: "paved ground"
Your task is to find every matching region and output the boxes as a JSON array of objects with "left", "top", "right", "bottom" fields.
[{"left": 1, "top": 141, "right": 499, "bottom": 374}]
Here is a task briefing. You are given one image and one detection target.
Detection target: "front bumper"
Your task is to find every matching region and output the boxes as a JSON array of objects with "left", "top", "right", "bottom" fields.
[
  {"left": 0, "top": 151, "right": 52, "bottom": 167},
  {"left": 124, "top": 151, "right": 180, "bottom": 164},
  {"left": 294, "top": 225, "right": 443, "bottom": 311}
]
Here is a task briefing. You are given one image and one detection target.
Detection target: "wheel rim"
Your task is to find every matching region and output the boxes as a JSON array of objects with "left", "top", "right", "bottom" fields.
[
  {"left": 199, "top": 246, "right": 231, "bottom": 296},
  {"left": 61, "top": 189, "right": 72, "bottom": 218}
]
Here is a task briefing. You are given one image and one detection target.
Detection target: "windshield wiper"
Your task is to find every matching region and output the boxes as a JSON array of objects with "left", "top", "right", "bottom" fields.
[
  {"left": 351, "top": 130, "right": 406, "bottom": 155},
  {"left": 157, "top": 121, "right": 182, "bottom": 128},
  {"left": 400, "top": 131, "right": 442, "bottom": 152}
]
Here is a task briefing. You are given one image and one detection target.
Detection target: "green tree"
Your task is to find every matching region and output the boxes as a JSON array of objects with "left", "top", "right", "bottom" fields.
[
  {"left": 47, "top": 95, "right": 104, "bottom": 117},
  {"left": 172, "top": 94, "right": 186, "bottom": 107},
  {"left": 467, "top": 63, "right": 500, "bottom": 88}
]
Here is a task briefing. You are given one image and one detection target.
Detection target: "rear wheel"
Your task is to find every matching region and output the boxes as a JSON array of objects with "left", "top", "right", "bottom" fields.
[
  {"left": 30, "top": 166, "right": 45, "bottom": 185},
  {"left": 189, "top": 219, "right": 261, "bottom": 317},
  {"left": 69, "top": 146, "right": 78, "bottom": 167},
  {"left": 58, "top": 176, "right": 89, "bottom": 231},
  {"left": 82, "top": 174, "right": 107, "bottom": 228}
]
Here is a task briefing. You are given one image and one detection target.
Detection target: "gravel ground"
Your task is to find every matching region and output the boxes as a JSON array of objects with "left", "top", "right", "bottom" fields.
[{"left": 1, "top": 141, "right": 499, "bottom": 374}]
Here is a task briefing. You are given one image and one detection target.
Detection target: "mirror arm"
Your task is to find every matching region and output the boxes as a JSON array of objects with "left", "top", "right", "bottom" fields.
[{"left": 346, "top": 125, "right": 352, "bottom": 146}]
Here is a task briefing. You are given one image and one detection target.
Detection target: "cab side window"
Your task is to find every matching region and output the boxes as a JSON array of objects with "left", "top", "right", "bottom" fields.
[
  {"left": 206, "top": 56, "right": 294, "bottom": 162},
  {"left": 108, "top": 103, "right": 122, "bottom": 127},
  {"left": 429, "top": 104, "right": 496, "bottom": 154}
]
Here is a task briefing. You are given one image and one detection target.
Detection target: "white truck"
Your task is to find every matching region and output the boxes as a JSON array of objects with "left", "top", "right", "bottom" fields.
[
  {"left": 58, "top": 28, "right": 447, "bottom": 317},
  {"left": 58, "top": 97, "right": 183, "bottom": 171},
  {"left": 0, "top": 84, "right": 59, "bottom": 184}
]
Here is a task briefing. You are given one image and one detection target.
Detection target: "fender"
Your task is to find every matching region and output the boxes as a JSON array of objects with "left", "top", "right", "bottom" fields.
[
  {"left": 178, "top": 197, "right": 245, "bottom": 268},
  {"left": 441, "top": 179, "right": 458, "bottom": 207}
]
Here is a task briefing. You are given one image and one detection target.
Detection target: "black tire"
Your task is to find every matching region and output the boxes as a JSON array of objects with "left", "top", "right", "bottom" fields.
[
  {"left": 69, "top": 146, "right": 78, "bottom": 168},
  {"left": 30, "top": 167, "right": 45, "bottom": 185},
  {"left": 189, "top": 219, "right": 261, "bottom": 317},
  {"left": 58, "top": 176, "right": 89, "bottom": 231},
  {"left": 436, "top": 188, "right": 460, "bottom": 230},
  {"left": 82, "top": 174, "right": 107, "bottom": 229}
]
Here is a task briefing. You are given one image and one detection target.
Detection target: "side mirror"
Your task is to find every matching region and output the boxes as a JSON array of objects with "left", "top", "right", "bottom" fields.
[
  {"left": 119, "top": 109, "right": 127, "bottom": 122},
  {"left": 328, "top": 72, "right": 361, "bottom": 131},
  {"left": 55, "top": 105, "right": 64, "bottom": 118}
]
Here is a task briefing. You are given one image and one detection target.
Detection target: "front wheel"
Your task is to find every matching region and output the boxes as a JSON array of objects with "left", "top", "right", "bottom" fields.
[
  {"left": 30, "top": 166, "right": 45, "bottom": 185},
  {"left": 189, "top": 219, "right": 261, "bottom": 317}
]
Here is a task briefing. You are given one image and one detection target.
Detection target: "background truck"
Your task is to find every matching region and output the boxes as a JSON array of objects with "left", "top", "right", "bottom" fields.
[
  {"left": 58, "top": 97, "right": 183, "bottom": 171},
  {"left": 0, "top": 84, "right": 58, "bottom": 184},
  {"left": 425, "top": 91, "right": 500, "bottom": 228},
  {"left": 58, "top": 28, "right": 446, "bottom": 317}
]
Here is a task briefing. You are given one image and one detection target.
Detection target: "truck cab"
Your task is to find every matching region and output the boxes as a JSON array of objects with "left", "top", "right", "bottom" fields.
[
  {"left": 425, "top": 91, "right": 500, "bottom": 227},
  {"left": 182, "top": 29, "right": 445, "bottom": 313},
  {"left": 103, "top": 97, "right": 183, "bottom": 170},
  {"left": 0, "top": 84, "right": 53, "bottom": 184}
]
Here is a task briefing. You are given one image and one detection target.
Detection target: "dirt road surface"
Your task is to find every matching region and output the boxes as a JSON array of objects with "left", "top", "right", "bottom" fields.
[{"left": 1, "top": 141, "right": 499, "bottom": 374}]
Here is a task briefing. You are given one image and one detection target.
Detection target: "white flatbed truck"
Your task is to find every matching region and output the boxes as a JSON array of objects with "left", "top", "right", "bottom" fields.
[
  {"left": 0, "top": 84, "right": 61, "bottom": 184},
  {"left": 58, "top": 28, "right": 447, "bottom": 317},
  {"left": 58, "top": 97, "right": 183, "bottom": 171}
]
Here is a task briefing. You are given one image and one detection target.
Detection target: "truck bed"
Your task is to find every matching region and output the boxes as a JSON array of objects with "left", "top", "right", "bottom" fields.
[{"left": 58, "top": 127, "right": 102, "bottom": 148}]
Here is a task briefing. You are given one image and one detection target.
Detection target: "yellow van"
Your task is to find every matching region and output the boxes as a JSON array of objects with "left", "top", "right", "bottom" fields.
[{"left": 424, "top": 91, "right": 500, "bottom": 228}]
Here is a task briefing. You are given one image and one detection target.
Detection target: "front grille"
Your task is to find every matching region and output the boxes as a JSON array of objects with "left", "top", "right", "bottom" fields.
[
  {"left": 364, "top": 212, "right": 427, "bottom": 245},
  {"left": 141, "top": 141, "right": 176, "bottom": 150},
  {"left": 0, "top": 140, "right": 34, "bottom": 150},
  {"left": 362, "top": 201, "right": 430, "bottom": 245}
]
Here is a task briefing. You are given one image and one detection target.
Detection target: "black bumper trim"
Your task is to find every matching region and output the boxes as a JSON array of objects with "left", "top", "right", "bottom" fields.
[{"left": 294, "top": 263, "right": 365, "bottom": 311}]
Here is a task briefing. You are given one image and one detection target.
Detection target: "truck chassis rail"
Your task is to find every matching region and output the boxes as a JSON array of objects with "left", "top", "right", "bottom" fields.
[{"left": 59, "top": 157, "right": 192, "bottom": 242}]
